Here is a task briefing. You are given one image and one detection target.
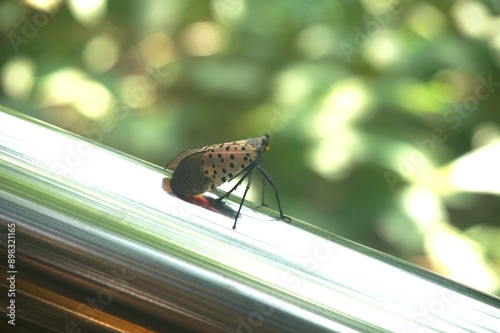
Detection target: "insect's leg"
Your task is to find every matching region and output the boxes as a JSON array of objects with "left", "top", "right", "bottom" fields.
[
  {"left": 260, "top": 177, "right": 267, "bottom": 207},
  {"left": 217, "top": 166, "right": 254, "bottom": 201},
  {"left": 216, "top": 175, "right": 245, "bottom": 201},
  {"left": 233, "top": 169, "right": 254, "bottom": 229},
  {"left": 257, "top": 165, "right": 291, "bottom": 222}
]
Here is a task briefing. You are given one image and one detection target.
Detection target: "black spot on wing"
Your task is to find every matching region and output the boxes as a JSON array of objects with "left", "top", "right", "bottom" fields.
[{"left": 174, "top": 139, "right": 266, "bottom": 190}]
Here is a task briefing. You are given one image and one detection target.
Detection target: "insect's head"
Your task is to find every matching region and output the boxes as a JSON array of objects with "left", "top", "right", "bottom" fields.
[
  {"left": 246, "top": 134, "right": 270, "bottom": 151},
  {"left": 262, "top": 134, "right": 269, "bottom": 143},
  {"left": 261, "top": 134, "right": 270, "bottom": 148}
]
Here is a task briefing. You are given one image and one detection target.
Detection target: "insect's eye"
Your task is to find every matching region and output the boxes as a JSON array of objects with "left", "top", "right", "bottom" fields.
[{"left": 261, "top": 134, "right": 269, "bottom": 146}]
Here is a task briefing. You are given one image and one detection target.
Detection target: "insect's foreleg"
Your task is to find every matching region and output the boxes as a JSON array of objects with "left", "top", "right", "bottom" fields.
[
  {"left": 233, "top": 169, "right": 254, "bottom": 229},
  {"left": 216, "top": 165, "right": 256, "bottom": 201},
  {"left": 260, "top": 177, "right": 267, "bottom": 207},
  {"left": 257, "top": 165, "right": 290, "bottom": 222},
  {"left": 216, "top": 174, "right": 246, "bottom": 201}
]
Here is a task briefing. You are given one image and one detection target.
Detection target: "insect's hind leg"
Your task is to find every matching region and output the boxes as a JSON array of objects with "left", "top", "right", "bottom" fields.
[
  {"left": 257, "top": 166, "right": 291, "bottom": 222},
  {"left": 216, "top": 166, "right": 253, "bottom": 202},
  {"left": 259, "top": 177, "right": 268, "bottom": 207},
  {"left": 232, "top": 170, "right": 255, "bottom": 229},
  {"left": 216, "top": 170, "right": 252, "bottom": 201}
]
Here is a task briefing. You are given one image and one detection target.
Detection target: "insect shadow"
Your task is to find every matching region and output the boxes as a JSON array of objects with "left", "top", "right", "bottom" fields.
[
  {"left": 163, "top": 135, "right": 291, "bottom": 229},
  {"left": 162, "top": 177, "right": 238, "bottom": 220}
]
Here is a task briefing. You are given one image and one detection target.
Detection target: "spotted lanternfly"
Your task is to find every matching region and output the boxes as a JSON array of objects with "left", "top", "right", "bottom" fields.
[{"left": 164, "top": 134, "right": 290, "bottom": 229}]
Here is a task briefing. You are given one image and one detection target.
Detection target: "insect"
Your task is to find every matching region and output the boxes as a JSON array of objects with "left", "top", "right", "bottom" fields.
[{"left": 164, "top": 134, "right": 290, "bottom": 229}]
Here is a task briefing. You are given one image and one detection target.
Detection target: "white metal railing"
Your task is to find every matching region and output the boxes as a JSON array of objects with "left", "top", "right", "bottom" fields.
[{"left": 0, "top": 105, "right": 499, "bottom": 332}]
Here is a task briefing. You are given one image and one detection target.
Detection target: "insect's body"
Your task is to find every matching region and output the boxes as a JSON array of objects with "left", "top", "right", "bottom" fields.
[
  {"left": 165, "top": 135, "right": 289, "bottom": 229},
  {"left": 166, "top": 136, "right": 267, "bottom": 196}
]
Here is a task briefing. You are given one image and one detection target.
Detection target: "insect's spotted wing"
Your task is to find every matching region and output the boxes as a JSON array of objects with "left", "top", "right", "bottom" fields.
[
  {"left": 167, "top": 150, "right": 211, "bottom": 195},
  {"left": 199, "top": 139, "right": 264, "bottom": 190},
  {"left": 166, "top": 136, "right": 268, "bottom": 196},
  {"left": 165, "top": 146, "right": 206, "bottom": 171}
]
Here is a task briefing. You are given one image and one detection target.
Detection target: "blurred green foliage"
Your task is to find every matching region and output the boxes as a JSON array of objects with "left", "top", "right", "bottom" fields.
[{"left": 1, "top": 0, "right": 499, "bottom": 296}]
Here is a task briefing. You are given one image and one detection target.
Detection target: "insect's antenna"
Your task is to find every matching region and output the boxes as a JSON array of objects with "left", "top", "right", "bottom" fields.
[
  {"left": 257, "top": 165, "right": 290, "bottom": 222},
  {"left": 233, "top": 169, "right": 255, "bottom": 229}
]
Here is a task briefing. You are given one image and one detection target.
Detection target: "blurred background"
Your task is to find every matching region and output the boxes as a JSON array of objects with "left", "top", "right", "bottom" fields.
[{"left": 1, "top": 0, "right": 499, "bottom": 297}]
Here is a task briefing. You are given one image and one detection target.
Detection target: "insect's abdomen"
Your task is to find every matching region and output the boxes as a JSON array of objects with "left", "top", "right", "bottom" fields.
[{"left": 170, "top": 152, "right": 212, "bottom": 196}]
